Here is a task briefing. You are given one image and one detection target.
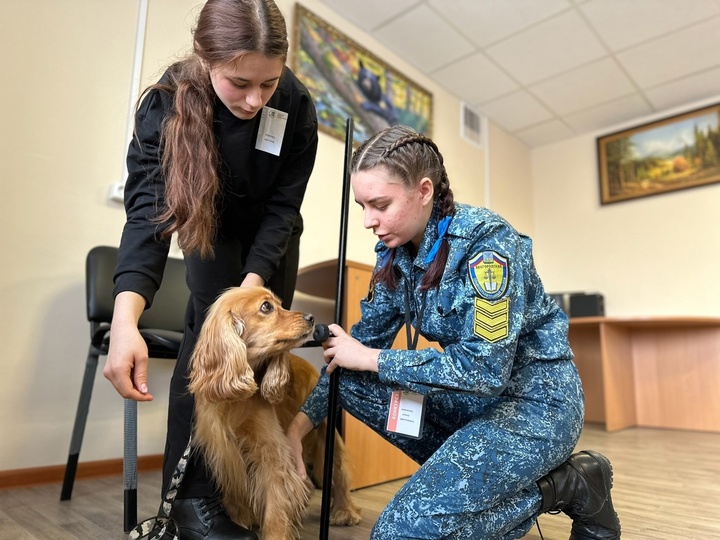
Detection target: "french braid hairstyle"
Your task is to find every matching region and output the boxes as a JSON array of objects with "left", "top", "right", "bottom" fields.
[
  {"left": 352, "top": 125, "right": 456, "bottom": 291},
  {"left": 139, "top": 0, "right": 288, "bottom": 258}
]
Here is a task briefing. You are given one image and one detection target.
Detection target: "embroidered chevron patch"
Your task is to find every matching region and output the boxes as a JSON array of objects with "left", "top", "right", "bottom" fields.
[{"left": 473, "top": 297, "right": 509, "bottom": 343}]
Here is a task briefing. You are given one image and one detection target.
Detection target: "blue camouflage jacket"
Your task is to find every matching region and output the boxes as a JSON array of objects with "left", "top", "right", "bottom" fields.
[{"left": 300, "top": 202, "right": 573, "bottom": 427}]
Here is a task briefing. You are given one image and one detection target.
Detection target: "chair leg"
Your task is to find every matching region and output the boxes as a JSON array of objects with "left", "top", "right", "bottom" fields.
[
  {"left": 61, "top": 347, "right": 100, "bottom": 500},
  {"left": 123, "top": 398, "right": 138, "bottom": 532}
]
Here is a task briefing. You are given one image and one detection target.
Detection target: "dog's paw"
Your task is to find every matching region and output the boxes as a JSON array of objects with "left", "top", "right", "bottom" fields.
[
  {"left": 260, "top": 383, "right": 285, "bottom": 404},
  {"left": 329, "top": 506, "right": 362, "bottom": 527}
]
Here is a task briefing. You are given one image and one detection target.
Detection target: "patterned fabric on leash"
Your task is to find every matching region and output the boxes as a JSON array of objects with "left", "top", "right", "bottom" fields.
[{"left": 127, "top": 438, "right": 192, "bottom": 540}]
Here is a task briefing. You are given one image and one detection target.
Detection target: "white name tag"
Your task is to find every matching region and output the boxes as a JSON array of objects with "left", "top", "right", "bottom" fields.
[
  {"left": 255, "top": 106, "right": 288, "bottom": 156},
  {"left": 386, "top": 390, "right": 425, "bottom": 439}
]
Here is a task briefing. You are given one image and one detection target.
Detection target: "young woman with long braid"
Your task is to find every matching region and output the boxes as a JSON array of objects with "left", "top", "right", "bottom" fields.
[{"left": 288, "top": 125, "right": 620, "bottom": 539}]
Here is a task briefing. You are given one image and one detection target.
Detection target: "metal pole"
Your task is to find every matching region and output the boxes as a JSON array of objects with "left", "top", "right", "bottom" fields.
[{"left": 319, "top": 118, "right": 353, "bottom": 539}]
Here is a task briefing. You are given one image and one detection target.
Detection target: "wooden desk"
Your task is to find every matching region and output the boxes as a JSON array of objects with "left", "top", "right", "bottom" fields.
[{"left": 569, "top": 317, "right": 720, "bottom": 432}]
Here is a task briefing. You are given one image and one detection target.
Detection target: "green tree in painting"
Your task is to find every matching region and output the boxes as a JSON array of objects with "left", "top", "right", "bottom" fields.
[
  {"left": 605, "top": 137, "right": 636, "bottom": 195},
  {"left": 703, "top": 139, "right": 718, "bottom": 166}
]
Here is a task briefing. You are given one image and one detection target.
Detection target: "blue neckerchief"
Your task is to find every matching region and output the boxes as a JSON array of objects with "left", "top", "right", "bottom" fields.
[
  {"left": 423, "top": 215, "right": 452, "bottom": 264},
  {"left": 379, "top": 248, "right": 393, "bottom": 268}
]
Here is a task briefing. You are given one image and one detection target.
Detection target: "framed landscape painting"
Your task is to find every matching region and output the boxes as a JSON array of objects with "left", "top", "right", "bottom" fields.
[
  {"left": 292, "top": 5, "right": 433, "bottom": 144},
  {"left": 597, "top": 103, "right": 720, "bottom": 204}
]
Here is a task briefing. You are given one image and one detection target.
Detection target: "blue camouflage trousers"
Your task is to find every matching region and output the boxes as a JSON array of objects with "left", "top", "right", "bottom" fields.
[{"left": 336, "top": 360, "right": 584, "bottom": 539}]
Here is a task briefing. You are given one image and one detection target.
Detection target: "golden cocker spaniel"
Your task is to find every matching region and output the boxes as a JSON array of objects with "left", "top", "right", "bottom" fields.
[{"left": 188, "top": 286, "right": 361, "bottom": 539}]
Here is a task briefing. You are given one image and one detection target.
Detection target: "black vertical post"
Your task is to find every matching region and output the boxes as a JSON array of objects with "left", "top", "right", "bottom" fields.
[{"left": 319, "top": 118, "right": 353, "bottom": 539}]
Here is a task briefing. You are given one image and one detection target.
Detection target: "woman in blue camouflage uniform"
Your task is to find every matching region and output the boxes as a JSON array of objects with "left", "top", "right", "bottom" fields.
[{"left": 288, "top": 125, "right": 620, "bottom": 540}]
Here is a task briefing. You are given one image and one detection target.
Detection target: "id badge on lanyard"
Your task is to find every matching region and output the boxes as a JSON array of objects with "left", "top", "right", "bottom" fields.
[
  {"left": 385, "top": 282, "right": 427, "bottom": 439},
  {"left": 255, "top": 106, "right": 287, "bottom": 156}
]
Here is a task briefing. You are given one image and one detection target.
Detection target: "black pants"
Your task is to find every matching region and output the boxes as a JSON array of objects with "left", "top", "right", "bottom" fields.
[{"left": 162, "top": 221, "right": 302, "bottom": 498}]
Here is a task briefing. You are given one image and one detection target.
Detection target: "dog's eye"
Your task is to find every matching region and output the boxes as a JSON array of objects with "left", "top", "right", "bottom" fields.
[{"left": 260, "top": 301, "right": 273, "bottom": 314}]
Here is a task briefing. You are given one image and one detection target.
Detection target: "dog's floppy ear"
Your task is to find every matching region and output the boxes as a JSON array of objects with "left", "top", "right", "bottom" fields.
[
  {"left": 188, "top": 304, "right": 257, "bottom": 402},
  {"left": 259, "top": 352, "right": 291, "bottom": 404}
]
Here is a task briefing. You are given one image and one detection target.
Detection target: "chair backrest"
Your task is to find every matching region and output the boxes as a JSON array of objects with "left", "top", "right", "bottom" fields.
[
  {"left": 86, "top": 246, "right": 120, "bottom": 325},
  {"left": 138, "top": 255, "right": 188, "bottom": 332},
  {"left": 85, "top": 245, "right": 189, "bottom": 332}
]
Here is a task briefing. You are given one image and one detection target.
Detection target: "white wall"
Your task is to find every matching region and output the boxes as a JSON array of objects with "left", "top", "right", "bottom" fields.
[
  {"left": 531, "top": 97, "right": 720, "bottom": 317},
  {"left": 0, "top": 1, "right": 154, "bottom": 471},
  {"left": 486, "top": 121, "right": 535, "bottom": 236},
  {"left": 0, "top": 0, "right": 489, "bottom": 472}
]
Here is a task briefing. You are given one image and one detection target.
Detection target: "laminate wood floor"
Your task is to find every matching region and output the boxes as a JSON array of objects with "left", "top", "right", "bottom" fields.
[{"left": 1, "top": 424, "right": 718, "bottom": 539}]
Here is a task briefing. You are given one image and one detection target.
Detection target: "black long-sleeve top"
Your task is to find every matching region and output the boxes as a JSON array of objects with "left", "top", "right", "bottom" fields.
[{"left": 113, "top": 66, "right": 318, "bottom": 319}]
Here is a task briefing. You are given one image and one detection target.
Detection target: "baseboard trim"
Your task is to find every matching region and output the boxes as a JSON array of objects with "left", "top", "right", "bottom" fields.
[{"left": 0, "top": 454, "right": 164, "bottom": 489}]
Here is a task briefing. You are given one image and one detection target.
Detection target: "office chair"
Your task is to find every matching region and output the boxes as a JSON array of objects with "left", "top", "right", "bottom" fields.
[{"left": 60, "top": 245, "right": 189, "bottom": 532}]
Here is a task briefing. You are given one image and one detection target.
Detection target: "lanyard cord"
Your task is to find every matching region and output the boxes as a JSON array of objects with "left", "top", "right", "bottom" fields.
[
  {"left": 402, "top": 213, "right": 449, "bottom": 351},
  {"left": 404, "top": 281, "right": 427, "bottom": 351}
]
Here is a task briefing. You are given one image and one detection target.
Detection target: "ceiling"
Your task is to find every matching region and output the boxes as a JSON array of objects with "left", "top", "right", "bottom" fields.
[{"left": 317, "top": 0, "right": 720, "bottom": 148}]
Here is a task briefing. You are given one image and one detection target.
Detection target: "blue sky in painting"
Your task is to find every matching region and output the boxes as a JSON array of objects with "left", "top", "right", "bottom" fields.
[{"left": 631, "top": 112, "right": 718, "bottom": 159}]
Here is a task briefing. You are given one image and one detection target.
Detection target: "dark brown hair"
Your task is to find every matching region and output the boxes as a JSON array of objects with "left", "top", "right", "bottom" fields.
[
  {"left": 352, "top": 125, "right": 455, "bottom": 290},
  {"left": 142, "top": 0, "right": 288, "bottom": 258}
]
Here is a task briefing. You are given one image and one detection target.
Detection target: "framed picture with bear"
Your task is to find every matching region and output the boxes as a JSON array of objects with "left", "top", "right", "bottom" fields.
[{"left": 292, "top": 4, "right": 433, "bottom": 144}]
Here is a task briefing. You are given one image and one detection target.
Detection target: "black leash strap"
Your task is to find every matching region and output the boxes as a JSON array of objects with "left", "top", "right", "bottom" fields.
[{"left": 319, "top": 118, "right": 353, "bottom": 539}]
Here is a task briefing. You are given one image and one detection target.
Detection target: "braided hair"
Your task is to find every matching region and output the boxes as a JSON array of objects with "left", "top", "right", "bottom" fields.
[{"left": 352, "top": 125, "right": 455, "bottom": 291}]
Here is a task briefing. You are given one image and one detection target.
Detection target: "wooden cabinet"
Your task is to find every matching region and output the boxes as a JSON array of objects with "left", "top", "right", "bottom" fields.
[
  {"left": 296, "top": 260, "right": 425, "bottom": 489},
  {"left": 342, "top": 263, "right": 422, "bottom": 490}
]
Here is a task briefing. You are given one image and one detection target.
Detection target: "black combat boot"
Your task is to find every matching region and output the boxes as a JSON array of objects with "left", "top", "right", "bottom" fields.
[
  {"left": 537, "top": 450, "right": 621, "bottom": 540},
  {"left": 169, "top": 495, "right": 258, "bottom": 540}
]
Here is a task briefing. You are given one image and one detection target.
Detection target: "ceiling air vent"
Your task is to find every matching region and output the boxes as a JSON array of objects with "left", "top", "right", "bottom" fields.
[{"left": 460, "top": 102, "right": 482, "bottom": 147}]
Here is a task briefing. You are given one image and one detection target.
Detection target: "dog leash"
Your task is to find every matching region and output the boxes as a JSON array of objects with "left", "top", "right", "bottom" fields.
[{"left": 127, "top": 437, "right": 192, "bottom": 540}]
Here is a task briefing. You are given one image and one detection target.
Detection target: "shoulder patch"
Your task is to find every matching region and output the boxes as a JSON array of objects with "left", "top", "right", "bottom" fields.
[
  {"left": 468, "top": 251, "right": 509, "bottom": 300},
  {"left": 473, "top": 298, "right": 509, "bottom": 343}
]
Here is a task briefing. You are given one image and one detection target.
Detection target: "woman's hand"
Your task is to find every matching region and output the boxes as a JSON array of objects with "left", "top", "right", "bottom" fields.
[
  {"left": 286, "top": 412, "right": 314, "bottom": 479},
  {"left": 103, "top": 291, "right": 154, "bottom": 401},
  {"left": 323, "top": 324, "right": 380, "bottom": 374},
  {"left": 240, "top": 272, "right": 265, "bottom": 288}
]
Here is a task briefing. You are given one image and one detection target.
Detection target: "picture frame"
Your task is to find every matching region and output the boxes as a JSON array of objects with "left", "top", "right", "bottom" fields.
[
  {"left": 597, "top": 102, "right": 720, "bottom": 204},
  {"left": 291, "top": 4, "right": 433, "bottom": 144}
]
